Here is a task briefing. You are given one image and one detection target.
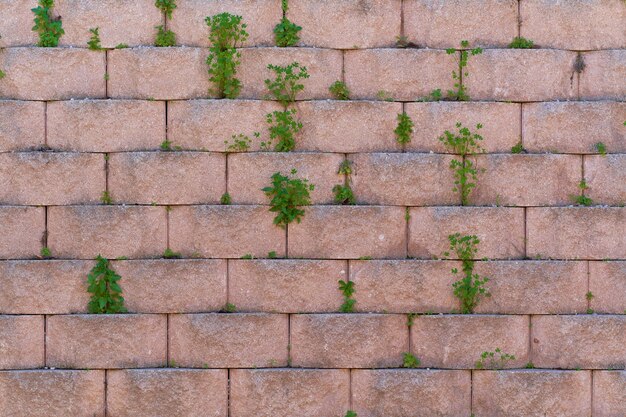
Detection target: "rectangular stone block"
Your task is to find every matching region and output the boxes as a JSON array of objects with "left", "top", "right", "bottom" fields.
[
  {"left": 107, "top": 369, "right": 227, "bottom": 417},
  {"left": 288, "top": 206, "right": 407, "bottom": 259},
  {"left": 0, "top": 0, "right": 39, "bottom": 47},
  {"left": 169, "top": 205, "right": 285, "bottom": 258},
  {"left": 585, "top": 155, "right": 626, "bottom": 206},
  {"left": 0, "top": 100, "right": 45, "bottom": 151},
  {"left": 589, "top": 261, "right": 626, "bottom": 314},
  {"left": 0, "top": 47, "right": 105, "bottom": 100},
  {"left": 0, "top": 315, "right": 44, "bottom": 369},
  {"left": 473, "top": 370, "right": 592, "bottom": 417},
  {"left": 593, "top": 371, "right": 626, "bottom": 417},
  {"left": 532, "top": 315, "right": 626, "bottom": 369},
  {"left": 230, "top": 369, "right": 349, "bottom": 417},
  {"left": 229, "top": 259, "right": 346, "bottom": 313},
  {"left": 408, "top": 207, "right": 525, "bottom": 260},
  {"left": 48, "top": 206, "right": 167, "bottom": 259},
  {"left": 46, "top": 314, "right": 167, "bottom": 369},
  {"left": 344, "top": 49, "right": 456, "bottom": 100},
  {"left": 410, "top": 315, "right": 529, "bottom": 368},
  {"left": 527, "top": 207, "right": 626, "bottom": 260},
  {"left": 0, "top": 206, "right": 44, "bottom": 259},
  {"left": 169, "top": 313, "right": 288, "bottom": 367},
  {"left": 0, "top": 152, "right": 105, "bottom": 205},
  {"left": 0, "top": 370, "right": 104, "bottom": 417},
  {"left": 47, "top": 99, "right": 165, "bottom": 152},
  {"left": 580, "top": 50, "right": 626, "bottom": 100},
  {"left": 290, "top": 314, "right": 407, "bottom": 368}
]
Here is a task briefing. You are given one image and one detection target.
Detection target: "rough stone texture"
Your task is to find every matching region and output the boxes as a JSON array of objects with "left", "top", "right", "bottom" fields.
[
  {"left": 112, "top": 259, "right": 227, "bottom": 313},
  {"left": 344, "top": 49, "right": 456, "bottom": 100},
  {"left": 108, "top": 47, "right": 210, "bottom": 100},
  {"left": 523, "top": 101, "right": 626, "bottom": 154},
  {"left": 0, "top": 100, "right": 45, "bottom": 151},
  {"left": 532, "top": 315, "right": 626, "bottom": 369},
  {"left": 474, "top": 261, "right": 588, "bottom": 314},
  {"left": 55, "top": 0, "right": 162, "bottom": 48},
  {"left": 169, "top": 205, "right": 285, "bottom": 258},
  {"left": 404, "top": 0, "right": 518, "bottom": 48},
  {"left": 472, "top": 154, "right": 581, "bottom": 206},
  {"left": 404, "top": 101, "right": 521, "bottom": 153},
  {"left": 0, "top": 370, "right": 105, "bottom": 417},
  {"left": 47, "top": 99, "right": 165, "bottom": 152},
  {"left": 168, "top": 99, "right": 281, "bottom": 151},
  {"left": 0, "top": 152, "right": 104, "bottom": 205},
  {"left": 473, "top": 370, "right": 592, "bottom": 417},
  {"left": 349, "top": 260, "right": 458, "bottom": 313},
  {"left": 0, "top": 47, "right": 106, "bottom": 100},
  {"left": 593, "top": 371, "right": 626, "bottom": 417},
  {"left": 230, "top": 369, "right": 350, "bottom": 417},
  {"left": 108, "top": 151, "right": 225, "bottom": 205},
  {"left": 352, "top": 369, "right": 471, "bottom": 417},
  {"left": 288, "top": 206, "right": 406, "bottom": 259},
  {"left": 527, "top": 207, "right": 626, "bottom": 260},
  {"left": 170, "top": 0, "right": 280, "bottom": 47},
  {"left": 228, "top": 152, "right": 343, "bottom": 204},
  {"left": 589, "top": 261, "right": 626, "bottom": 314},
  {"left": 408, "top": 207, "right": 525, "bottom": 260},
  {"left": 229, "top": 259, "right": 346, "bottom": 313},
  {"left": 580, "top": 50, "right": 626, "bottom": 100},
  {"left": 520, "top": 0, "right": 626, "bottom": 50},
  {"left": 295, "top": 100, "right": 402, "bottom": 152},
  {"left": 46, "top": 314, "right": 167, "bottom": 369},
  {"left": 288, "top": 0, "right": 401, "bottom": 48},
  {"left": 0, "top": 260, "right": 90, "bottom": 314},
  {"left": 350, "top": 153, "right": 458, "bottom": 205},
  {"left": 48, "top": 206, "right": 167, "bottom": 259},
  {"left": 466, "top": 49, "right": 577, "bottom": 101},
  {"left": 0, "top": 206, "right": 44, "bottom": 260},
  {"left": 169, "top": 313, "right": 288, "bottom": 368},
  {"left": 411, "top": 315, "right": 529, "bottom": 369},
  {"left": 585, "top": 155, "right": 626, "bottom": 206},
  {"left": 238, "top": 47, "right": 342, "bottom": 100},
  {"left": 107, "top": 369, "right": 228, "bottom": 417},
  {"left": 290, "top": 314, "right": 407, "bottom": 368},
  {"left": 0, "top": 0, "right": 39, "bottom": 47},
  {"left": 0, "top": 315, "right": 44, "bottom": 369}
]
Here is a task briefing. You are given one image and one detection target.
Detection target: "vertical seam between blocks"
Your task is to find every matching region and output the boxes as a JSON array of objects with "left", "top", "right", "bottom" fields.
[
  {"left": 349, "top": 368, "right": 353, "bottom": 410},
  {"left": 519, "top": 103, "right": 524, "bottom": 148},
  {"left": 341, "top": 50, "right": 346, "bottom": 83},
  {"left": 166, "top": 314, "right": 170, "bottom": 365},
  {"left": 586, "top": 261, "right": 591, "bottom": 311},
  {"left": 104, "top": 153, "right": 110, "bottom": 196},
  {"left": 287, "top": 313, "right": 292, "bottom": 367},
  {"left": 166, "top": 207, "right": 170, "bottom": 249},
  {"left": 227, "top": 368, "right": 231, "bottom": 417},
  {"left": 523, "top": 207, "right": 527, "bottom": 258},
  {"left": 528, "top": 315, "right": 534, "bottom": 365},
  {"left": 42, "top": 206, "right": 48, "bottom": 250},
  {"left": 400, "top": 0, "right": 405, "bottom": 39},
  {"left": 285, "top": 223, "right": 289, "bottom": 259},
  {"left": 406, "top": 206, "right": 411, "bottom": 259},
  {"left": 470, "top": 370, "right": 474, "bottom": 415},
  {"left": 43, "top": 314, "right": 47, "bottom": 367},
  {"left": 225, "top": 153, "right": 229, "bottom": 195},
  {"left": 104, "top": 370, "right": 108, "bottom": 417},
  {"left": 589, "top": 370, "right": 594, "bottom": 417},
  {"left": 226, "top": 259, "right": 230, "bottom": 306},
  {"left": 43, "top": 101, "right": 48, "bottom": 147},
  {"left": 517, "top": 0, "right": 522, "bottom": 37},
  {"left": 104, "top": 50, "right": 108, "bottom": 98}
]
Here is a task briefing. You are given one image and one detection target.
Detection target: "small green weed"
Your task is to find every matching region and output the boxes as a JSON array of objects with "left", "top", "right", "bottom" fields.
[
  {"left": 376, "top": 90, "right": 394, "bottom": 102},
  {"left": 240, "top": 254, "right": 254, "bottom": 259},
  {"left": 524, "top": 362, "right": 535, "bottom": 369},
  {"left": 329, "top": 81, "right": 350, "bottom": 100},
  {"left": 155, "top": 25, "right": 176, "bottom": 47},
  {"left": 262, "top": 169, "right": 314, "bottom": 227},
  {"left": 206, "top": 13, "right": 248, "bottom": 98},
  {"left": 163, "top": 248, "right": 182, "bottom": 259},
  {"left": 586, "top": 291, "right": 594, "bottom": 301},
  {"left": 344, "top": 411, "right": 357, "bottom": 417},
  {"left": 115, "top": 43, "right": 129, "bottom": 49},
  {"left": 263, "top": 109, "right": 302, "bottom": 152},
  {"left": 394, "top": 112, "right": 414, "bottom": 145},
  {"left": 444, "top": 40, "right": 483, "bottom": 101},
  {"left": 402, "top": 352, "right": 420, "bottom": 368},
  {"left": 222, "top": 303, "right": 237, "bottom": 313},
  {"left": 220, "top": 192, "right": 232, "bottom": 205},
  {"left": 87, "top": 255, "right": 126, "bottom": 314},
  {"left": 87, "top": 27, "right": 103, "bottom": 50},
  {"left": 334, "top": 160, "right": 355, "bottom": 205},
  {"left": 475, "top": 348, "right": 515, "bottom": 370},
  {"left": 40, "top": 246, "right": 51, "bottom": 259},
  {"left": 160, "top": 139, "right": 172, "bottom": 150},
  {"left": 444, "top": 233, "right": 490, "bottom": 314},
  {"left": 274, "top": 0, "right": 301, "bottom": 47},
  {"left": 224, "top": 132, "right": 258, "bottom": 152},
  {"left": 509, "top": 37, "right": 534, "bottom": 49},
  {"left": 155, "top": 0, "right": 177, "bottom": 19},
  {"left": 570, "top": 180, "right": 593, "bottom": 206},
  {"left": 0, "top": 70, "right": 5, "bottom": 80},
  {"left": 32, "top": 0, "right": 64, "bottom": 47},
  {"left": 268, "top": 251, "right": 278, "bottom": 259},
  {"left": 338, "top": 279, "right": 356, "bottom": 312},
  {"left": 595, "top": 142, "right": 607, "bottom": 156},
  {"left": 265, "top": 62, "right": 309, "bottom": 107},
  {"left": 101, "top": 191, "right": 113, "bottom": 205},
  {"left": 511, "top": 141, "right": 524, "bottom": 154}
]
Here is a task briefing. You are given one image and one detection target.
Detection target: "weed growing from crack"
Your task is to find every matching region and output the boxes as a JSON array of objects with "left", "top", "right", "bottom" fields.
[
  {"left": 263, "top": 169, "right": 314, "bottom": 227},
  {"left": 87, "top": 27, "right": 103, "bottom": 50},
  {"left": 87, "top": 255, "right": 126, "bottom": 314},
  {"left": 206, "top": 13, "right": 248, "bottom": 98},
  {"left": 32, "top": 0, "right": 64, "bottom": 47},
  {"left": 338, "top": 279, "right": 356, "bottom": 312}
]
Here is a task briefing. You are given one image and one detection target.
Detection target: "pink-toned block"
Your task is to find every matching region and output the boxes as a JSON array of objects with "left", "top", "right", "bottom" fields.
[
  {"left": 0, "top": 0, "right": 39, "bottom": 47},
  {"left": 0, "top": 315, "right": 44, "bottom": 369},
  {"left": 589, "top": 261, "right": 626, "bottom": 314},
  {"left": 0, "top": 206, "right": 44, "bottom": 260},
  {"left": 579, "top": 50, "right": 626, "bottom": 100},
  {"left": 593, "top": 371, "right": 626, "bottom": 417},
  {"left": 0, "top": 100, "right": 45, "bottom": 151},
  {"left": 169, "top": 313, "right": 289, "bottom": 368},
  {"left": 585, "top": 155, "right": 626, "bottom": 206}
]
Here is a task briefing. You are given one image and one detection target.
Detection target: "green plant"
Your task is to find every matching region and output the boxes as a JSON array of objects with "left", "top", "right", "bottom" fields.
[
  {"left": 376, "top": 90, "right": 394, "bottom": 101},
  {"left": 265, "top": 62, "right": 309, "bottom": 107},
  {"left": 570, "top": 180, "right": 593, "bottom": 206},
  {"left": 475, "top": 348, "right": 515, "bottom": 370},
  {"left": 394, "top": 112, "right": 414, "bottom": 145},
  {"left": 402, "top": 352, "right": 420, "bottom": 368},
  {"left": 338, "top": 279, "right": 356, "bottom": 312},
  {"left": 163, "top": 248, "right": 181, "bottom": 259},
  {"left": 444, "top": 233, "right": 490, "bottom": 314},
  {"left": 160, "top": 139, "right": 172, "bottom": 150},
  {"left": 220, "top": 192, "right": 232, "bottom": 205},
  {"left": 439, "top": 122, "right": 484, "bottom": 205},
  {"left": 0, "top": 70, "right": 5, "bottom": 80},
  {"left": 222, "top": 303, "right": 237, "bottom": 313},
  {"left": 115, "top": 43, "right": 129, "bottom": 49},
  {"left": 525, "top": 362, "right": 535, "bottom": 369},
  {"left": 240, "top": 254, "right": 254, "bottom": 259},
  {"left": 225, "top": 132, "right": 258, "bottom": 152},
  {"left": 264, "top": 109, "right": 302, "bottom": 152},
  {"left": 87, "top": 255, "right": 126, "bottom": 314},
  {"left": 344, "top": 411, "right": 357, "bottom": 417},
  {"left": 155, "top": 0, "right": 177, "bottom": 19},
  {"left": 587, "top": 308, "right": 595, "bottom": 314},
  {"left": 508, "top": 37, "right": 534, "bottom": 49},
  {"left": 274, "top": 1, "right": 301, "bottom": 47},
  {"left": 101, "top": 191, "right": 113, "bottom": 205},
  {"left": 333, "top": 185, "right": 356, "bottom": 205},
  {"left": 262, "top": 169, "right": 314, "bottom": 227},
  {"left": 329, "top": 81, "right": 350, "bottom": 100},
  {"left": 87, "top": 27, "right": 103, "bottom": 50},
  {"left": 31, "top": 0, "right": 64, "bottom": 47},
  {"left": 338, "top": 160, "right": 352, "bottom": 175},
  {"left": 268, "top": 251, "right": 278, "bottom": 259},
  {"left": 40, "top": 246, "right": 51, "bottom": 258},
  {"left": 511, "top": 141, "right": 524, "bottom": 154},
  {"left": 358, "top": 256, "right": 372, "bottom": 260},
  {"left": 445, "top": 40, "right": 483, "bottom": 101},
  {"left": 595, "top": 142, "right": 607, "bottom": 156},
  {"left": 155, "top": 25, "right": 176, "bottom": 47},
  {"left": 586, "top": 291, "right": 594, "bottom": 301},
  {"left": 206, "top": 13, "right": 248, "bottom": 98}
]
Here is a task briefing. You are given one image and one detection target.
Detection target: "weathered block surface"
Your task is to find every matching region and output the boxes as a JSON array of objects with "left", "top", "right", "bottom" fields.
[
  {"left": 0, "top": 315, "right": 44, "bottom": 369},
  {"left": 0, "top": 100, "right": 45, "bottom": 151},
  {"left": 593, "top": 371, "right": 626, "bottom": 417},
  {"left": 585, "top": 155, "right": 626, "bottom": 206},
  {"left": 589, "top": 261, "right": 626, "bottom": 314},
  {"left": 169, "top": 313, "right": 288, "bottom": 368},
  {"left": 0, "top": 206, "right": 44, "bottom": 259},
  {"left": 0, "top": 0, "right": 39, "bottom": 47},
  {"left": 579, "top": 50, "right": 626, "bottom": 100}
]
